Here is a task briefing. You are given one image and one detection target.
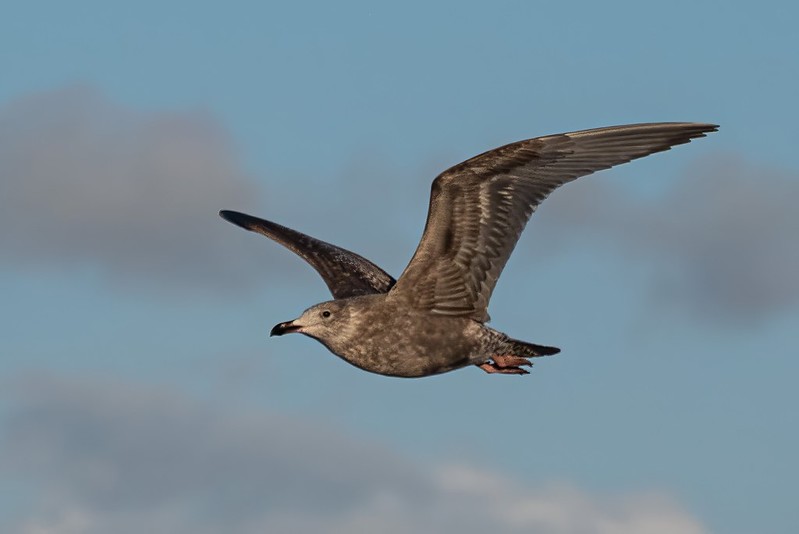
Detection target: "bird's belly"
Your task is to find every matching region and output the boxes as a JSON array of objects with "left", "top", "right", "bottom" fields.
[{"left": 332, "top": 316, "right": 485, "bottom": 378}]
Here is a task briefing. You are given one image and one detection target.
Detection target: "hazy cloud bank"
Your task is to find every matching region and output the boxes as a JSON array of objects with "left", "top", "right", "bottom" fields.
[
  {"left": 538, "top": 154, "right": 799, "bottom": 323},
  {"left": 0, "top": 86, "right": 262, "bottom": 291},
  {"left": 1, "top": 373, "right": 709, "bottom": 534}
]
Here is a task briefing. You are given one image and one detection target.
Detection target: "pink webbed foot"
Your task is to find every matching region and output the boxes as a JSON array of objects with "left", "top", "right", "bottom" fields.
[
  {"left": 492, "top": 355, "right": 533, "bottom": 368},
  {"left": 478, "top": 355, "right": 533, "bottom": 375}
]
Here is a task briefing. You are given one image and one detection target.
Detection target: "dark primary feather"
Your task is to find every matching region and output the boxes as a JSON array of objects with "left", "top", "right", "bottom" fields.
[
  {"left": 219, "top": 210, "right": 395, "bottom": 298},
  {"left": 389, "top": 122, "right": 719, "bottom": 321}
]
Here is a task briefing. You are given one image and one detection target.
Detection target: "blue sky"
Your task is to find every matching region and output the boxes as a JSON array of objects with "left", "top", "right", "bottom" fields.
[{"left": 1, "top": 2, "right": 797, "bottom": 533}]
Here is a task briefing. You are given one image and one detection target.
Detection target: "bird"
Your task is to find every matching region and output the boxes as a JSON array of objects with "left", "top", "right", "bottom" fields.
[{"left": 220, "top": 122, "right": 717, "bottom": 378}]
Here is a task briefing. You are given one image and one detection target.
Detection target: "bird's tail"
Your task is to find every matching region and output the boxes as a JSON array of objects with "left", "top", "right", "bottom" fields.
[{"left": 506, "top": 337, "right": 560, "bottom": 358}]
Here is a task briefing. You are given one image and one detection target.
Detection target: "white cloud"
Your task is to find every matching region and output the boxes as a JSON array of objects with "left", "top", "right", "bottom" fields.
[{"left": 1, "top": 372, "right": 709, "bottom": 534}]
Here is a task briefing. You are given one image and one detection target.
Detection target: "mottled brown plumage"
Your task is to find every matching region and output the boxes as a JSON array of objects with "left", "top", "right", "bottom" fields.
[{"left": 221, "top": 122, "right": 717, "bottom": 378}]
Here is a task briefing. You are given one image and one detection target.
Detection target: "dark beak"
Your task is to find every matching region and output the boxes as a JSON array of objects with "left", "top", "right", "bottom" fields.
[{"left": 270, "top": 320, "right": 301, "bottom": 337}]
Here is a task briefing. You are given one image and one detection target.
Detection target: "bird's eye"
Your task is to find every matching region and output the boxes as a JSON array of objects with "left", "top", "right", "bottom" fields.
[{"left": 321, "top": 310, "right": 331, "bottom": 318}]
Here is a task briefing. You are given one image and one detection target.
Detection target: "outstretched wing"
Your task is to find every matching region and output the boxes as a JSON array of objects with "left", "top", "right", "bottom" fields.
[
  {"left": 389, "top": 122, "right": 718, "bottom": 321},
  {"left": 220, "top": 210, "right": 395, "bottom": 298}
]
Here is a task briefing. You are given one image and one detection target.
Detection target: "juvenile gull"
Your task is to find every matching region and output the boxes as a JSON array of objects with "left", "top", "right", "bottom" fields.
[{"left": 220, "top": 122, "right": 717, "bottom": 377}]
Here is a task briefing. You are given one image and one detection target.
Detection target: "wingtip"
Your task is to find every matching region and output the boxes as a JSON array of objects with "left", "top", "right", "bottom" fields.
[
  {"left": 656, "top": 122, "right": 719, "bottom": 135},
  {"left": 696, "top": 122, "right": 720, "bottom": 133},
  {"left": 218, "top": 210, "right": 290, "bottom": 237},
  {"left": 653, "top": 122, "right": 719, "bottom": 142},
  {"left": 219, "top": 209, "right": 249, "bottom": 228},
  {"left": 688, "top": 123, "right": 720, "bottom": 141}
]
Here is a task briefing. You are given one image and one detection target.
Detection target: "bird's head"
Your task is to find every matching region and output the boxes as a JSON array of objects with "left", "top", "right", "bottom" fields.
[{"left": 270, "top": 300, "right": 354, "bottom": 345}]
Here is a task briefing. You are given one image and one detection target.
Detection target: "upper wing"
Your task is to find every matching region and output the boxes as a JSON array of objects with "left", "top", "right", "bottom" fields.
[
  {"left": 219, "top": 210, "right": 395, "bottom": 298},
  {"left": 389, "top": 122, "right": 718, "bottom": 321}
]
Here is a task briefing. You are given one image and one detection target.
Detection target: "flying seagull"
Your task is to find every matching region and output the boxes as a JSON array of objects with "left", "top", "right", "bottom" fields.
[{"left": 220, "top": 122, "right": 717, "bottom": 377}]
